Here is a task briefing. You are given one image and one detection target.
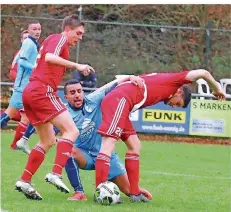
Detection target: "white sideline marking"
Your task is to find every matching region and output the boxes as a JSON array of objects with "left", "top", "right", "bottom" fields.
[{"left": 148, "top": 171, "right": 231, "bottom": 180}]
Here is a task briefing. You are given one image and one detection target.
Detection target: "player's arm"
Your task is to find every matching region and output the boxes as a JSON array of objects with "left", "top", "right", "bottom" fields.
[
  {"left": 45, "top": 53, "right": 95, "bottom": 73},
  {"left": 18, "top": 39, "right": 34, "bottom": 71},
  {"left": 18, "top": 58, "right": 34, "bottom": 71},
  {"left": 185, "top": 69, "right": 225, "bottom": 100},
  {"left": 97, "top": 75, "right": 144, "bottom": 95}
]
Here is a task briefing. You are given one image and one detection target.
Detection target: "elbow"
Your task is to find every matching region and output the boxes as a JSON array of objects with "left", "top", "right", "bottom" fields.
[{"left": 201, "top": 69, "right": 211, "bottom": 80}]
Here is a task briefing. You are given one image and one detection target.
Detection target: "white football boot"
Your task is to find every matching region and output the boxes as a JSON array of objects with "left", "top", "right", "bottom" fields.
[
  {"left": 15, "top": 180, "right": 42, "bottom": 200},
  {"left": 45, "top": 173, "right": 70, "bottom": 193},
  {"left": 16, "top": 137, "right": 31, "bottom": 155}
]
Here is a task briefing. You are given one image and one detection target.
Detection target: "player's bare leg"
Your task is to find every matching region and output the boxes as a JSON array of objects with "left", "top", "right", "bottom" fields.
[
  {"left": 45, "top": 111, "right": 79, "bottom": 194},
  {"left": 15, "top": 122, "right": 55, "bottom": 200},
  {"left": 4, "top": 106, "right": 19, "bottom": 118},
  {"left": 124, "top": 135, "right": 150, "bottom": 202}
]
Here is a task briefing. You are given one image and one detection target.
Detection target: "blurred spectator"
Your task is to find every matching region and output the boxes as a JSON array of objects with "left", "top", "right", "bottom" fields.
[{"left": 73, "top": 70, "right": 97, "bottom": 88}]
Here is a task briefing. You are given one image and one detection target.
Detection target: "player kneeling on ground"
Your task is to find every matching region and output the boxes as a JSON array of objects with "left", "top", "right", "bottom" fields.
[{"left": 63, "top": 78, "right": 152, "bottom": 202}]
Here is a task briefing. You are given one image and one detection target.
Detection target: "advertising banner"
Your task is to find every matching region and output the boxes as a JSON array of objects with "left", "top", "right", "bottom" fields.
[
  {"left": 189, "top": 99, "right": 231, "bottom": 137},
  {"left": 130, "top": 102, "right": 190, "bottom": 135}
]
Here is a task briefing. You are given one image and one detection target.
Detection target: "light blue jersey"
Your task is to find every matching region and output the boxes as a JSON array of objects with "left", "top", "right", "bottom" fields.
[
  {"left": 67, "top": 90, "right": 105, "bottom": 155},
  {"left": 9, "top": 36, "right": 39, "bottom": 109},
  {"left": 14, "top": 36, "right": 38, "bottom": 92},
  {"left": 67, "top": 89, "right": 126, "bottom": 180}
]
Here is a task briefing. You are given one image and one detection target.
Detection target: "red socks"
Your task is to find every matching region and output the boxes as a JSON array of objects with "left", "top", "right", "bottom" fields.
[
  {"left": 52, "top": 138, "right": 73, "bottom": 175},
  {"left": 95, "top": 153, "right": 111, "bottom": 187},
  {"left": 125, "top": 153, "right": 140, "bottom": 195},
  {"left": 10, "top": 122, "right": 27, "bottom": 149},
  {"left": 21, "top": 145, "right": 45, "bottom": 182}
]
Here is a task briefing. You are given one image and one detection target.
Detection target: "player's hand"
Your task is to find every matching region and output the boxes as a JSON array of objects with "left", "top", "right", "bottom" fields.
[
  {"left": 76, "top": 64, "right": 95, "bottom": 73},
  {"left": 212, "top": 90, "right": 226, "bottom": 100},
  {"left": 129, "top": 76, "right": 144, "bottom": 88}
]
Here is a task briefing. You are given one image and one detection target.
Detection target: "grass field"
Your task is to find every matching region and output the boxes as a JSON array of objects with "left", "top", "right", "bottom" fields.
[{"left": 1, "top": 132, "right": 230, "bottom": 212}]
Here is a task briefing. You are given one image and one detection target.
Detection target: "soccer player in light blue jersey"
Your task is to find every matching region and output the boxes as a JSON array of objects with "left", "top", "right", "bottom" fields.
[
  {"left": 1, "top": 20, "right": 41, "bottom": 130},
  {"left": 62, "top": 78, "right": 152, "bottom": 202}
]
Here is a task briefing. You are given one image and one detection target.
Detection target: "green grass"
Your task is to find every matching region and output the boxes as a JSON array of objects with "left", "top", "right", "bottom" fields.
[{"left": 1, "top": 132, "right": 231, "bottom": 212}]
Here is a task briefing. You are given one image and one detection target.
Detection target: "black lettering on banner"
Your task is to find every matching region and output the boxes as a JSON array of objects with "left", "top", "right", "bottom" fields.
[
  {"left": 200, "top": 103, "right": 206, "bottom": 109},
  {"left": 193, "top": 101, "right": 197, "bottom": 109},
  {"left": 153, "top": 112, "right": 162, "bottom": 120},
  {"left": 164, "top": 113, "right": 172, "bottom": 120},
  {"left": 145, "top": 111, "right": 152, "bottom": 119},
  {"left": 174, "top": 114, "right": 182, "bottom": 121}
]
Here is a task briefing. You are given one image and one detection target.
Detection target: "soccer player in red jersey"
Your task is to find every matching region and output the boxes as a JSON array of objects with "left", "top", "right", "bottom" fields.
[
  {"left": 95, "top": 69, "right": 225, "bottom": 202},
  {"left": 15, "top": 14, "right": 95, "bottom": 200}
]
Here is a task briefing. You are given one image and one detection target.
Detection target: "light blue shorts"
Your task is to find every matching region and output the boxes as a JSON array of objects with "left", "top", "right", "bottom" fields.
[
  {"left": 9, "top": 90, "right": 23, "bottom": 109},
  {"left": 80, "top": 149, "right": 126, "bottom": 180}
]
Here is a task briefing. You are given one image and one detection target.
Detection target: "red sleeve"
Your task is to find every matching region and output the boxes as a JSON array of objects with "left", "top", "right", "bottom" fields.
[
  {"left": 171, "top": 71, "right": 192, "bottom": 85},
  {"left": 46, "top": 35, "right": 67, "bottom": 56}
]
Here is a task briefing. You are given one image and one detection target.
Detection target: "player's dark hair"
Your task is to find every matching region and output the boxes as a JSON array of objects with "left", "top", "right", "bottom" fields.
[
  {"left": 64, "top": 79, "right": 80, "bottom": 95},
  {"left": 62, "top": 14, "right": 85, "bottom": 31},
  {"left": 182, "top": 85, "right": 191, "bottom": 108},
  {"left": 27, "top": 20, "right": 40, "bottom": 27}
]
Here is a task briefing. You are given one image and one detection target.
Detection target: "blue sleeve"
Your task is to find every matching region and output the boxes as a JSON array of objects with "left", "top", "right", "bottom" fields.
[
  {"left": 18, "top": 58, "right": 34, "bottom": 71},
  {"left": 81, "top": 73, "right": 97, "bottom": 88},
  {"left": 104, "top": 82, "right": 118, "bottom": 95},
  {"left": 86, "top": 90, "right": 106, "bottom": 105},
  {"left": 73, "top": 71, "right": 82, "bottom": 82},
  {"left": 20, "top": 39, "right": 33, "bottom": 60}
]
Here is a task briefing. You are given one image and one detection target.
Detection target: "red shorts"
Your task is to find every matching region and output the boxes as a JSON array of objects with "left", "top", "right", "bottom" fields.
[
  {"left": 97, "top": 91, "right": 136, "bottom": 141},
  {"left": 22, "top": 81, "right": 66, "bottom": 126}
]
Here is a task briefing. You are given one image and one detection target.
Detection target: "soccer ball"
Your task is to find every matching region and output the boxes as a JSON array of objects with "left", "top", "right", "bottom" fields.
[{"left": 94, "top": 181, "right": 120, "bottom": 205}]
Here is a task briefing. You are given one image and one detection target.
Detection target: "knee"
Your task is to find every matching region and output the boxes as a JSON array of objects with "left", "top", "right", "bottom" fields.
[
  {"left": 127, "top": 144, "right": 141, "bottom": 155},
  {"left": 62, "top": 125, "right": 79, "bottom": 141},
  {"left": 70, "top": 127, "right": 79, "bottom": 140},
  {"left": 20, "top": 115, "right": 29, "bottom": 125},
  {"left": 100, "top": 138, "right": 116, "bottom": 155}
]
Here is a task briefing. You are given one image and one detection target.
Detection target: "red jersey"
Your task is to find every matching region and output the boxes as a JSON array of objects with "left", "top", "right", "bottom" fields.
[
  {"left": 9, "top": 49, "right": 20, "bottom": 81},
  {"left": 116, "top": 71, "right": 192, "bottom": 111},
  {"left": 30, "top": 34, "right": 69, "bottom": 91}
]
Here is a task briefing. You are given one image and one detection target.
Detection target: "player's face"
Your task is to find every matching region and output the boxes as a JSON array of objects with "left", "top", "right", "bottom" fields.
[
  {"left": 21, "top": 33, "right": 29, "bottom": 43},
  {"left": 65, "top": 83, "right": 84, "bottom": 108},
  {"left": 166, "top": 95, "right": 184, "bottom": 108},
  {"left": 28, "top": 23, "right": 41, "bottom": 40},
  {"left": 66, "top": 25, "right": 84, "bottom": 46}
]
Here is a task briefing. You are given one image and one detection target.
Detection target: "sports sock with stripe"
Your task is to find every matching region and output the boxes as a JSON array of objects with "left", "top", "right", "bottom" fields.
[
  {"left": 21, "top": 145, "right": 45, "bottom": 182},
  {"left": 95, "top": 153, "right": 111, "bottom": 187},
  {"left": 65, "top": 157, "right": 84, "bottom": 193},
  {"left": 52, "top": 138, "right": 73, "bottom": 175},
  {"left": 125, "top": 153, "right": 140, "bottom": 195}
]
